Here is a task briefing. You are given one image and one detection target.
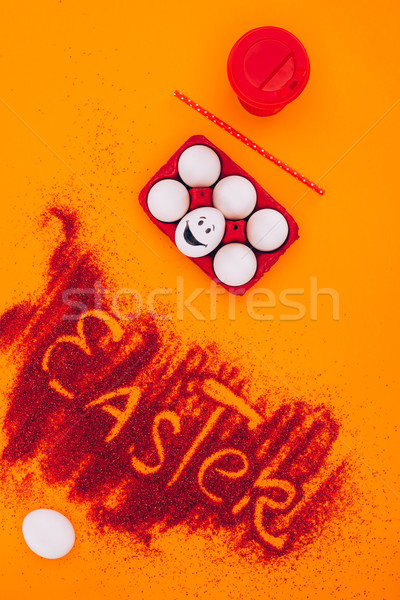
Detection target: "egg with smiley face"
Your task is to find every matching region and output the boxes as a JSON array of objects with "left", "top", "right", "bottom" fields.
[{"left": 175, "top": 207, "right": 226, "bottom": 258}]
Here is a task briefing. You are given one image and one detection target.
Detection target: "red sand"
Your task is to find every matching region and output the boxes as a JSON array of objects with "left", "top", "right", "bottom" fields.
[{"left": 0, "top": 209, "right": 344, "bottom": 557}]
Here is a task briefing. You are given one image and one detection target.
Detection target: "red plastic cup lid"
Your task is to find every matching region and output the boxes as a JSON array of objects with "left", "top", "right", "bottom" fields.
[{"left": 227, "top": 27, "right": 310, "bottom": 112}]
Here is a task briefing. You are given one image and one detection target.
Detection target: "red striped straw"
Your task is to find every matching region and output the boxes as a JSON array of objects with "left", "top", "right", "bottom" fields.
[{"left": 174, "top": 90, "right": 325, "bottom": 196}]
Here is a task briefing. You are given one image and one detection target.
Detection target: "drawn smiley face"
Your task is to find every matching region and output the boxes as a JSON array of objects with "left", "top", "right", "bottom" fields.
[{"left": 175, "top": 207, "right": 226, "bottom": 258}]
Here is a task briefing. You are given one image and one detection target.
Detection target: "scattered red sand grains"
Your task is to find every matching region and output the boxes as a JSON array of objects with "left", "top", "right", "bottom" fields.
[{"left": 0, "top": 209, "right": 347, "bottom": 558}]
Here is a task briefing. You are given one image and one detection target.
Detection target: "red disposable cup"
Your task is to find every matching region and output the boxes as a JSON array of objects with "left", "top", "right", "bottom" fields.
[{"left": 227, "top": 26, "right": 310, "bottom": 116}]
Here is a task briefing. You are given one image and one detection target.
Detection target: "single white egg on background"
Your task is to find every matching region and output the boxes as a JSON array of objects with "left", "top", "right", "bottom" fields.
[
  {"left": 177, "top": 145, "right": 221, "bottom": 187},
  {"left": 246, "top": 208, "right": 289, "bottom": 252},
  {"left": 212, "top": 175, "right": 257, "bottom": 219},
  {"left": 147, "top": 179, "right": 190, "bottom": 223},
  {"left": 213, "top": 243, "right": 257, "bottom": 287},
  {"left": 175, "top": 206, "right": 225, "bottom": 258},
  {"left": 22, "top": 509, "right": 75, "bottom": 559}
]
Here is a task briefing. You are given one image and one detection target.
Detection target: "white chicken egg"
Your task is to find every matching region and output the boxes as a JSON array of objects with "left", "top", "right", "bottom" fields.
[
  {"left": 212, "top": 175, "right": 257, "bottom": 219},
  {"left": 147, "top": 179, "right": 190, "bottom": 222},
  {"left": 213, "top": 243, "right": 257, "bottom": 286},
  {"left": 177, "top": 145, "right": 221, "bottom": 187},
  {"left": 175, "top": 206, "right": 225, "bottom": 258},
  {"left": 22, "top": 509, "right": 75, "bottom": 559},
  {"left": 246, "top": 208, "right": 289, "bottom": 251}
]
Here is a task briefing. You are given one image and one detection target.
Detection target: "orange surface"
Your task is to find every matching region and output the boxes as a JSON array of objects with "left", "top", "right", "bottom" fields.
[{"left": 0, "top": 0, "right": 399, "bottom": 599}]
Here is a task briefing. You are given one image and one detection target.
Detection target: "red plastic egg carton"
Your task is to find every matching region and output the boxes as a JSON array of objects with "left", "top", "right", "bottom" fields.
[{"left": 139, "top": 135, "right": 299, "bottom": 295}]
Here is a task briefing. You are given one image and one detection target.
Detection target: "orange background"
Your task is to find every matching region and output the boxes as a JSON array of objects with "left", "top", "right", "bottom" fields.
[{"left": 0, "top": 0, "right": 399, "bottom": 598}]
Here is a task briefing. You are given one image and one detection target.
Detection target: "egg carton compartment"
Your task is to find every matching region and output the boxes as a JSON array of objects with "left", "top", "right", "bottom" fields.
[{"left": 139, "top": 135, "right": 299, "bottom": 295}]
